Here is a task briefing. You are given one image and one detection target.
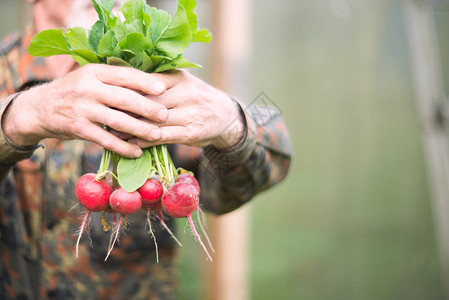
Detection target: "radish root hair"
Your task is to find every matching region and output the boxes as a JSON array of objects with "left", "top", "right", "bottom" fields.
[
  {"left": 156, "top": 211, "right": 183, "bottom": 247},
  {"left": 76, "top": 211, "right": 90, "bottom": 258},
  {"left": 146, "top": 210, "right": 159, "bottom": 263},
  {"left": 107, "top": 213, "right": 117, "bottom": 254},
  {"left": 105, "top": 215, "right": 123, "bottom": 261},
  {"left": 187, "top": 214, "right": 212, "bottom": 261},
  {"left": 196, "top": 209, "right": 215, "bottom": 253},
  {"left": 198, "top": 207, "right": 208, "bottom": 229},
  {"left": 68, "top": 202, "right": 79, "bottom": 213}
]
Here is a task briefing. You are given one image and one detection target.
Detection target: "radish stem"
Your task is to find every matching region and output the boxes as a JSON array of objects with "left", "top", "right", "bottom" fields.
[
  {"left": 98, "top": 148, "right": 112, "bottom": 174},
  {"left": 152, "top": 147, "right": 165, "bottom": 183}
]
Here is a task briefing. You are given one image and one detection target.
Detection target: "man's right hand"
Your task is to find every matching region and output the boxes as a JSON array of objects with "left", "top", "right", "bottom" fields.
[{"left": 2, "top": 64, "right": 174, "bottom": 158}]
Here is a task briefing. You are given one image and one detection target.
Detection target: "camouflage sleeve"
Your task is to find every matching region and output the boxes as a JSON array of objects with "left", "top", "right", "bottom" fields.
[
  {"left": 0, "top": 93, "right": 39, "bottom": 178},
  {"left": 198, "top": 99, "right": 292, "bottom": 214}
]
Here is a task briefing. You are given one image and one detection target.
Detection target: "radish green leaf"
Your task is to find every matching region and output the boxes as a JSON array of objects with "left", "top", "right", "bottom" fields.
[{"left": 117, "top": 148, "right": 152, "bottom": 192}]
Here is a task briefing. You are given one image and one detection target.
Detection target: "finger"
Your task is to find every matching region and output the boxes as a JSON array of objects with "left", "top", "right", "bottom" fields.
[
  {"left": 95, "top": 85, "right": 168, "bottom": 122},
  {"left": 129, "top": 126, "right": 191, "bottom": 147},
  {"left": 128, "top": 126, "right": 204, "bottom": 148},
  {"left": 151, "top": 70, "right": 184, "bottom": 92},
  {"left": 127, "top": 138, "right": 156, "bottom": 149},
  {"left": 129, "top": 126, "right": 197, "bottom": 148},
  {"left": 158, "top": 108, "right": 188, "bottom": 126},
  {"left": 145, "top": 82, "right": 189, "bottom": 109},
  {"left": 92, "top": 65, "right": 183, "bottom": 96},
  {"left": 89, "top": 106, "right": 163, "bottom": 141},
  {"left": 77, "top": 123, "right": 142, "bottom": 158},
  {"left": 158, "top": 126, "right": 194, "bottom": 144},
  {"left": 109, "top": 129, "right": 133, "bottom": 140},
  {"left": 92, "top": 64, "right": 166, "bottom": 95}
]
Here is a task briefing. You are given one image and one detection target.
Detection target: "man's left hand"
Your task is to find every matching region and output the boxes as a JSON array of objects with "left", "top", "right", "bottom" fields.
[{"left": 128, "top": 70, "right": 246, "bottom": 150}]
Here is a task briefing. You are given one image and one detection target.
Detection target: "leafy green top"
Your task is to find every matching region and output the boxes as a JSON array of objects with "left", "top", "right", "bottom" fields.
[{"left": 28, "top": 0, "right": 212, "bottom": 73}]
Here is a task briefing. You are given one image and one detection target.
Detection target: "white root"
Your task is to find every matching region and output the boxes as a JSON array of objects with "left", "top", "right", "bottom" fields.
[
  {"left": 105, "top": 215, "right": 123, "bottom": 261},
  {"left": 147, "top": 210, "right": 159, "bottom": 263},
  {"left": 196, "top": 209, "right": 215, "bottom": 253},
  {"left": 187, "top": 214, "right": 212, "bottom": 261},
  {"left": 75, "top": 211, "right": 90, "bottom": 258},
  {"left": 157, "top": 211, "right": 183, "bottom": 247},
  {"left": 107, "top": 213, "right": 117, "bottom": 252}
]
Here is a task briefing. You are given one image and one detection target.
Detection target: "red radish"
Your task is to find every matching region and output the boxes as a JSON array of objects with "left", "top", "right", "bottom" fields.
[
  {"left": 162, "top": 182, "right": 199, "bottom": 218},
  {"left": 138, "top": 177, "right": 164, "bottom": 206},
  {"left": 162, "top": 182, "right": 212, "bottom": 260},
  {"left": 74, "top": 173, "right": 112, "bottom": 257},
  {"left": 105, "top": 188, "right": 142, "bottom": 260},
  {"left": 75, "top": 173, "right": 112, "bottom": 212},
  {"left": 176, "top": 173, "right": 200, "bottom": 193},
  {"left": 109, "top": 188, "right": 142, "bottom": 215},
  {"left": 175, "top": 172, "right": 211, "bottom": 245},
  {"left": 175, "top": 174, "right": 213, "bottom": 251}
]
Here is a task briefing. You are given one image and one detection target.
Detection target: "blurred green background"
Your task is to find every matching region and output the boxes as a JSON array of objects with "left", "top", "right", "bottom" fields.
[
  {"left": 247, "top": 0, "right": 441, "bottom": 299},
  {"left": 177, "top": 0, "right": 447, "bottom": 299},
  {"left": 1, "top": 0, "right": 447, "bottom": 299}
]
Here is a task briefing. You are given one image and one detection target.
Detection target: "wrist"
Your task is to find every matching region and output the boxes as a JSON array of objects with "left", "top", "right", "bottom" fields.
[
  {"left": 203, "top": 99, "right": 256, "bottom": 169},
  {"left": 3, "top": 90, "right": 42, "bottom": 147},
  {"left": 211, "top": 97, "right": 246, "bottom": 149}
]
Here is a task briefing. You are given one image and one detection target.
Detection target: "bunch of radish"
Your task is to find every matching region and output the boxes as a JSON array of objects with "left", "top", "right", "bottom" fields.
[
  {"left": 28, "top": 0, "right": 216, "bottom": 262},
  {"left": 74, "top": 146, "right": 213, "bottom": 262}
]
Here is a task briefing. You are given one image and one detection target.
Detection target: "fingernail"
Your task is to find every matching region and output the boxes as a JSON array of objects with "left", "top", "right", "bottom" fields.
[
  {"left": 150, "top": 129, "right": 162, "bottom": 140},
  {"left": 133, "top": 148, "right": 142, "bottom": 158},
  {"left": 157, "top": 108, "right": 168, "bottom": 121},
  {"left": 153, "top": 81, "right": 165, "bottom": 94}
]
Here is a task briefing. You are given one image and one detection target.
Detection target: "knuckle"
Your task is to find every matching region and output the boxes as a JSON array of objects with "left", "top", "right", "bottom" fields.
[
  {"left": 71, "top": 121, "right": 91, "bottom": 140},
  {"left": 136, "top": 139, "right": 151, "bottom": 148},
  {"left": 145, "top": 105, "right": 158, "bottom": 118},
  {"left": 72, "top": 78, "right": 94, "bottom": 96},
  {"left": 136, "top": 75, "right": 148, "bottom": 90},
  {"left": 78, "top": 64, "right": 100, "bottom": 79},
  {"left": 71, "top": 79, "right": 86, "bottom": 95},
  {"left": 185, "top": 129, "right": 198, "bottom": 141},
  {"left": 112, "top": 93, "right": 126, "bottom": 108},
  {"left": 101, "top": 138, "right": 114, "bottom": 150},
  {"left": 109, "top": 89, "right": 130, "bottom": 109},
  {"left": 73, "top": 100, "right": 89, "bottom": 115},
  {"left": 80, "top": 64, "right": 94, "bottom": 73},
  {"left": 107, "top": 117, "right": 122, "bottom": 130},
  {"left": 70, "top": 123, "right": 83, "bottom": 136},
  {"left": 140, "top": 124, "right": 153, "bottom": 136},
  {"left": 116, "top": 68, "right": 132, "bottom": 83}
]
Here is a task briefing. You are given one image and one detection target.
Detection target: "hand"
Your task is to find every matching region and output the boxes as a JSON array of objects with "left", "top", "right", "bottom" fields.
[
  {"left": 2, "top": 64, "right": 177, "bottom": 158},
  {"left": 128, "top": 70, "right": 246, "bottom": 149}
]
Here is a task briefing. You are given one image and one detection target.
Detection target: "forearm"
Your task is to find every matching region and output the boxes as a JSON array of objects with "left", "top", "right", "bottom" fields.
[{"left": 198, "top": 103, "right": 292, "bottom": 214}]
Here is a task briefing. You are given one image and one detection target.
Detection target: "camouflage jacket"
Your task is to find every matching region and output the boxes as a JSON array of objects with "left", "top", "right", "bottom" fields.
[{"left": 0, "top": 31, "right": 292, "bottom": 300}]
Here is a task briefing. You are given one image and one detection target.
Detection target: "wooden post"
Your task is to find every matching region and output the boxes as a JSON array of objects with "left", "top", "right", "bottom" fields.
[
  {"left": 402, "top": 1, "right": 449, "bottom": 298},
  {"left": 203, "top": 0, "right": 252, "bottom": 300}
]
